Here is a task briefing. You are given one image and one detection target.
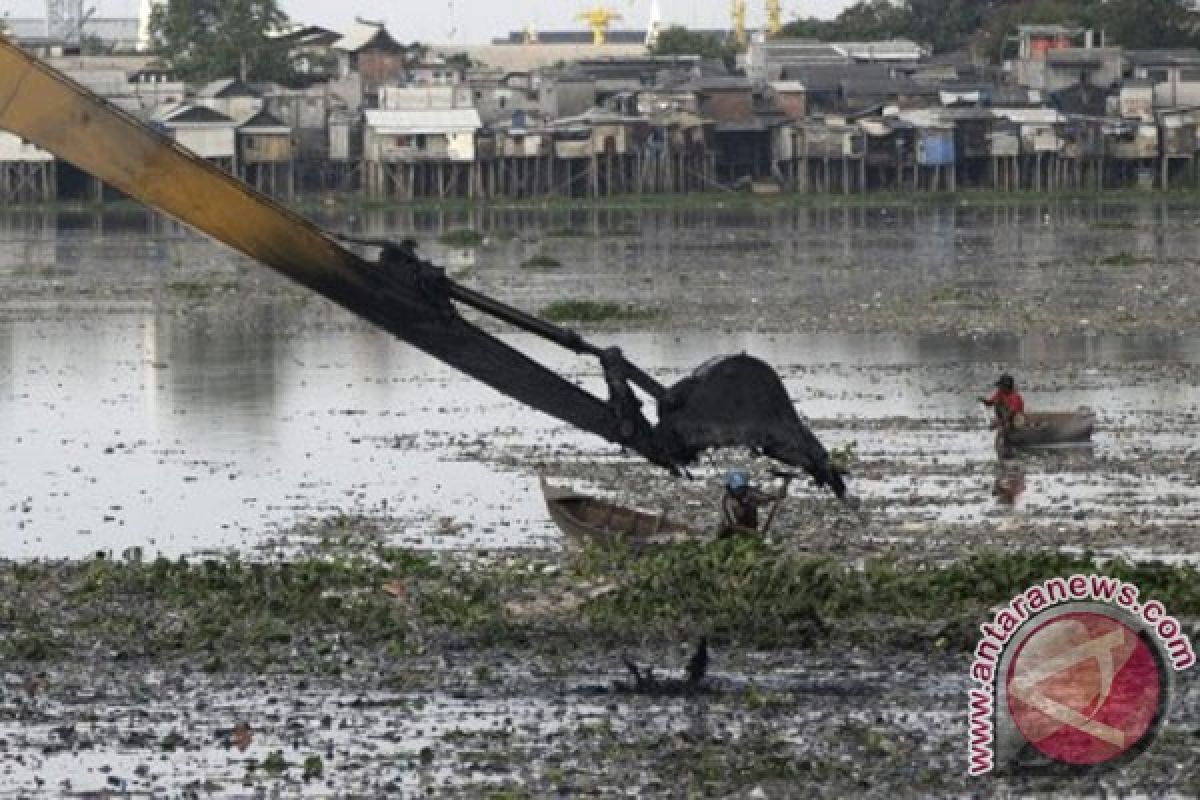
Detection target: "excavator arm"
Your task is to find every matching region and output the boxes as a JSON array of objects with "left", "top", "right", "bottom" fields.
[{"left": 0, "top": 37, "right": 848, "bottom": 498}]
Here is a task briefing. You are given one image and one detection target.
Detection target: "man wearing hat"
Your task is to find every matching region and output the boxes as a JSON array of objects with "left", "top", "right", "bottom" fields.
[{"left": 719, "top": 469, "right": 792, "bottom": 537}]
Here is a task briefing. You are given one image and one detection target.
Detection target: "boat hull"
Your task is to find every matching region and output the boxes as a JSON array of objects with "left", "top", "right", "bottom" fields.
[
  {"left": 997, "top": 409, "right": 1096, "bottom": 450},
  {"left": 540, "top": 478, "right": 702, "bottom": 546}
]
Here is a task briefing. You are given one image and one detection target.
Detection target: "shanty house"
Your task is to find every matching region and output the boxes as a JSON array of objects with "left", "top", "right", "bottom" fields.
[
  {"left": 767, "top": 81, "right": 806, "bottom": 121},
  {"left": 363, "top": 108, "right": 482, "bottom": 162},
  {"left": 691, "top": 77, "right": 754, "bottom": 124},
  {"left": 154, "top": 104, "right": 237, "bottom": 169},
  {"left": 1127, "top": 50, "right": 1200, "bottom": 109},
  {"left": 334, "top": 20, "right": 408, "bottom": 91},
  {"left": 0, "top": 132, "right": 55, "bottom": 203},
  {"left": 237, "top": 110, "right": 293, "bottom": 164},
  {"left": 237, "top": 110, "right": 294, "bottom": 196},
  {"left": 196, "top": 78, "right": 263, "bottom": 124}
]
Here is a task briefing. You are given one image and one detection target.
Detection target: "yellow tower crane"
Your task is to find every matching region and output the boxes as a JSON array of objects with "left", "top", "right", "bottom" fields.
[
  {"left": 766, "top": 0, "right": 782, "bottom": 36},
  {"left": 732, "top": 0, "right": 746, "bottom": 46},
  {"left": 577, "top": 6, "right": 622, "bottom": 45}
]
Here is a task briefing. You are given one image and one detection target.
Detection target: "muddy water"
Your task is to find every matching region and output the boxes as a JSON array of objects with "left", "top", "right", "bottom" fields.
[
  {"left": 3, "top": 203, "right": 1200, "bottom": 559},
  {"left": 3, "top": 202, "right": 1200, "bottom": 797},
  {"left": 2, "top": 317, "right": 1200, "bottom": 559}
]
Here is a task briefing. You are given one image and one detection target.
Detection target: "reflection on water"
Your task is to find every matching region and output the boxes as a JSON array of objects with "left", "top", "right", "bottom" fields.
[
  {"left": 3, "top": 203, "right": 1200, "bottom": 558},
  {"left": 1, "top": 305, "right": 1199, "bottom": 558}
]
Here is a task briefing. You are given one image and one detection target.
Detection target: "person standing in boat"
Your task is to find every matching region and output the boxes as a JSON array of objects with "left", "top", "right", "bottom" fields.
[
  {"left": 980, "top": 374, "right": 1026, "bottom": 429},
  {"left": 719, "top": 470, "right": 791, "bottom": 537}
]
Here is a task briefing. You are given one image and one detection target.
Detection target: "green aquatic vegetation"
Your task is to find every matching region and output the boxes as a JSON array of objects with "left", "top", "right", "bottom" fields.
[
  {"left": 438, "top": 229, "right": 485, "bottom": 247},
  {"left": 574, "top": 541, "right": 1200, "bottom": 646},
  {"left": 1, "top": 543, "right": 1197, "bottom": 665},
  {"left": 1098, "top": 252, "right": 1147, "bottom": 268},
  {"left": 262, "top": 750, "right": 288, "bottom": 775},
  {"left": 167, "top": 279, "right": 240, "bottom": 296},
  {"left": 521, "top": 254, "right": 562, "bottom": 269},
  {"left": 540, "top": 300, "right": 658, "bottom": 323},
  {"left": 302, "top": 754, "right": 324, "bottom": 780}
]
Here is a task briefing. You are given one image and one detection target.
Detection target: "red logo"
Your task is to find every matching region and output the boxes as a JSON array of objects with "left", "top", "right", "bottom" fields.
[{"left": 1005, "top": 611, "right": 1163, "bottom": 765}]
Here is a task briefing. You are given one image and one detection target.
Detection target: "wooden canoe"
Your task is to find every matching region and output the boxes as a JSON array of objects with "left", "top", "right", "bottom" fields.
[
  {"left": 997, "top": 408, "right": 1096, "bottom": 450},
  {"left": 540, "top": 477, "right": 702, "bottom": 546}
]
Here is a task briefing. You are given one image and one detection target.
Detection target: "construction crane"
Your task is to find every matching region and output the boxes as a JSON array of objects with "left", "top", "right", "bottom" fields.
[
  {"left": 731, "top": 0, "right": 746, "bottom": 46},
  {"left": 766, "top": 0, "right": 782, "bottom": 36},
  {"left": 577, "top": 6, "right": 621, "bottom": 45}
]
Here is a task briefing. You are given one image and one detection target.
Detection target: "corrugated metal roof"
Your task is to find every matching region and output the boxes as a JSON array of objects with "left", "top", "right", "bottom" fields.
[
  {"left": 239, "top": 110, "right": 290, "bottom": 131},
  {"left": 198, "top": 78, "right": 260, "bottom": 98},
  {"left": 1127, "top": 49, "right": 1200, "bottom": 66},
  {"left": 334, "top": 22, "right": 399, "bottom": 53},
  {"left": 365, "top": 108, "right": 482, "bottom": 133},
  {"left": 157, "top": 104, "right": 234, "bottom": 125}
]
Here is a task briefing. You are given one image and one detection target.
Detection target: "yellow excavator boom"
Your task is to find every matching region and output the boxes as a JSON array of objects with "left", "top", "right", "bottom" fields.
[{"left": 0, "top": 35, "right": 850, "bottom": 499}]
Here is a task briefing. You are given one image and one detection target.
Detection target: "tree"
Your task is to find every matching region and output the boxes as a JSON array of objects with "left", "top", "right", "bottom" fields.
[
  {"left": 1093, "top": 0, "right": 1200, "bottom": 49},
  {"left": 650, "top": 26, "right": 740, "bottom": 69},
  {"left": 149, "top": 0, "right": 295, "bottom": 84}
]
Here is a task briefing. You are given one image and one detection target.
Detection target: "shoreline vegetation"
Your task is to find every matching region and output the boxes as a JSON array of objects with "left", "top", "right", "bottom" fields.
[{"left": 10, "top": 186, "right": 1200, "bottom": 216}]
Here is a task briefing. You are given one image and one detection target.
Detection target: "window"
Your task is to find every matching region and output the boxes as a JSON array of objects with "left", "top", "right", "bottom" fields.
[
  {"left": 1182, "top": 68, "right": 1200, "bottom": 83},
  {"left": 1147, "top": 68, "right": 1170, "bottom": 84}
]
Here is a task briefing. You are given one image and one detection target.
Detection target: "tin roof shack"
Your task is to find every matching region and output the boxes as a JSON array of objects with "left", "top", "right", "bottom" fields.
[
  {"left": 1059, "top": 117, "right": 1106, "bottom": 160},
  {"left": 467, "top": 72, "right": 541, "bottom": 127},
  {"left": 328, "top": 109, "right": 363, "bottom": 163},
  {"left": 236, "top": 110, "right": 294, "bottom": 197},
  {"left": 1127, "top": 50, "right": 1200, "bottom": 110},
  {"left": 637, "top": 111, "right": 713, "bottom": 193},
  {"left": 1037, "top": 48, "right": 1122, "bottom": 91},
  {"left": 364, "top": 108, "right": 482, "bottom": 162},
  {"left": 0, "top": 132, "right": 56, "bottom": 203},
  {"left": 493, "top": 112, "right": 553, "bottom": 158},
  {"left": 1104, "top": 120, "right": 1158, "bottom": 162},
  {"left": 857, "top": 117, "right": 916, "bottom": 188},
  {"left": 745, "top": 38, "right": 926, "bottom": 84},
  {"left": 362, "top": 108, "right": 483, "bottom": 199},
  {"left": 379, "top": 86, "right": 475, "bottom": 111},
  {"left": 272, "top": 24, "right": 341, "bottom": 84},
  {"left": 547, "top": 110, "right": 650, "bottom": 196},
  {"left": 238, "top": 110, "right": 293, "bottom": 163},
  {"left": 1157, "top": 110, "right": 1198, "bottom": 187},
  {"left": 776, "top": 118, "right": 866, "bottom": 192},
  {"left": 196, "top": 79, "right": 263, "bottom": 124},
  {"left": 841, "top": 76, "right": 937, "bottom": 113},
  {"left": 1120, "top": 80, "right": 1156, "bottom": 121},
  {"left": 692, "top": 77, "right": 754, "bottom": 124},
  {"left": 334, "top": 20, "right": 408, "bottom": 95},
  {"left": 155, "top": 104, "right": 237, "bottom": 169},
  {"left": 943, "top": 109, "right": 996, "bottom": 187},
  {"left": 407, "top": 57, "right": 466, "bottom": 87},
  {"left": 128, "top": 70, "right": 186, "bottom": 119},
  {"left": 767, "top": 81, "right": 806, "bottom": 121},
  {"left": 534, "top": 70, "right": 597, "bottom": 121},
  {"left": 568, "top": 55, "right": 711, "bottom": 104},
  {"left": 549, "top": 110, "right": 641, "bottom": 158},
  {"left": 780, "top": 64, "right": 892, "bottom": 114}
]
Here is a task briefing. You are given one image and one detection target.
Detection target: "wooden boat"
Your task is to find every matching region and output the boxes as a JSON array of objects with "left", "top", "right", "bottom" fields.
[
  {"left": 996, "top": 408, "right": 1096, "bottom": 452},
  {"left": 540, "top": 477, "right": 703, "bottom": 546}
]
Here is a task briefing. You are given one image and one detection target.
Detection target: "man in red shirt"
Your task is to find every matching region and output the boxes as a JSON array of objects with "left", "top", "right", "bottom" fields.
[{"left": 980, "top": 374, "right": 1025, "bottom": 428}]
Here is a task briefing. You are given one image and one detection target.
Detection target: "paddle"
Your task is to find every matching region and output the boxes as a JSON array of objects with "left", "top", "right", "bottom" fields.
[{"left": 760, "top": 470, "right": 796, "bottom": 536}]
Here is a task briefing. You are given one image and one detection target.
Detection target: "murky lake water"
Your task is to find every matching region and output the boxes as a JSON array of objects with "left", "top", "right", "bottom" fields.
[{"left": 3, "top": 202, "right": 1200, "bottom": 559}]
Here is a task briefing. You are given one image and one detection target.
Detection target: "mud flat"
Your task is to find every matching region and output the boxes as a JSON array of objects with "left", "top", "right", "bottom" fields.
[{"left": 1, "top": 198, "right": 1199, "bottom": 795}]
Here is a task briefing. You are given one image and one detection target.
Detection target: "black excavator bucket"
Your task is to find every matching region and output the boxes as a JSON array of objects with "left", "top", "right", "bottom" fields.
[{"left": 656, "top": 354, "right": 848, "bottom": 499}]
